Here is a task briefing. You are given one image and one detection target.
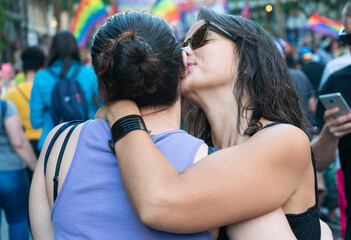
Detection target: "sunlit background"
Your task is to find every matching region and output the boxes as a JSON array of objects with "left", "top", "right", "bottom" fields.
[{"left": 0, "top": 0, "right": 348, "bottom": 67}]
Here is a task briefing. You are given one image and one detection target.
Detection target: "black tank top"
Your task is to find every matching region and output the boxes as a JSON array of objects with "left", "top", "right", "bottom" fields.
[{"left": 217, "top": 122, "right": 321, "bottom": 240}]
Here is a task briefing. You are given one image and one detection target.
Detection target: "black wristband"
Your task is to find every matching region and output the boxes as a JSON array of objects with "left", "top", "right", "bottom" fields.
[{"left": 110, "top": 114, "right": 148, "bottom": 148}]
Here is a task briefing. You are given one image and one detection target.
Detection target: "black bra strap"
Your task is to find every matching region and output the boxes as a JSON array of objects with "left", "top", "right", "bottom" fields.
[
  {"left": 53, "top": 124, "right": 79, "bottom": 202},
  {"left": 261, "top": 122, "right": 284, "bottom": 130},
  {"left": 44, "top": 120, "right": 84, "bottom": 175},
  {"left": 310, "top": 149, "right": 319, "bottom": 206}
]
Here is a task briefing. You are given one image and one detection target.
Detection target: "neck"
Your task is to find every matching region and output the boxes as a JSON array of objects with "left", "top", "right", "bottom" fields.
[
  {"left": 25, "top": 71, "right": 36, "bottom": 82},
  {"left": 140, "top": 98, "right": 181, "bottom": 136},
  {"left": 197, "top": 89, "right": 250, "bottom": 149}
]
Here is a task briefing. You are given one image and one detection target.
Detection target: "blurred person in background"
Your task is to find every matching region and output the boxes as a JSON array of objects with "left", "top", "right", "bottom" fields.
[
  {"left": 0, "top": 98, "right": 37, "bottom": 240},
  {"left": 312, "top": 2, "right": 351, "bottom": 239},
  {"left": 0, "top": 63, "right": 15, "bottom": 97},
  {"left": 313, "top": 38, "right": 337, "bottom": 65},
  {"left": 298, "top": 46, "right": 325, "bottom": 95},
  {"left": 29, "top": 30, "right": 99, "bottom": 152},
  {"left": 320, "top": 17, "right": 351, "bottom": 89},
  {"left": 277, "top": 40, "right": 316, "bottom": 137},
  {"left": 4, "top": 47, "right": 46, "bottom": 158}
]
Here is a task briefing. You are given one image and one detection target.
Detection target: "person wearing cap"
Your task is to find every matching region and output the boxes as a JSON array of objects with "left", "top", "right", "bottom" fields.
[
  {"left": 298, "top": 47, "right": 325, "bottom": 94},
  {"left": 312, "top": 2, "right": 351, "bottom": 239}
]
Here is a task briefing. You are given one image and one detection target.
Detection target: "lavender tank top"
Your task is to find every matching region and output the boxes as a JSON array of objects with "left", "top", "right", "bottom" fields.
[{"left": 51, "top": 119, "right": 215, "bottom": 240}]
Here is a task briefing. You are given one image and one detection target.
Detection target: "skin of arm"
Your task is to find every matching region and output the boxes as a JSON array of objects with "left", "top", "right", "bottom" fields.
[
  {"left": 227, "top": 208, "right": 296, "bottom": 240},
  {"left": 308, "top": 96, "right": 317, "bottom": 114},
  {"left": 29, "top": 125, "right": 65, "bottom": 240},
  {"left": 5, "top": 114, "right": 37, "bottom": 171},
  {"left": 312, "top": 107, "right": 351, "bottom": 171},
  {"left": 105, "top": 101, "right": 310, "bottom": 233}
]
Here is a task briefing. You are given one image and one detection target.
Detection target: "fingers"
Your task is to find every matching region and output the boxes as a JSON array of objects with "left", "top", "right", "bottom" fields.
[
  {"left": 324, "top": 107, "right": 340, "bottom": 120},
  {"left": 105, "top": 100, "right": 140, "bottom": 125},
  {"left": 324, "top": 108, "right": 351, "bottom": 138},
  {"left": 327, "top": 121, "right": 351, "bottom": 138}
]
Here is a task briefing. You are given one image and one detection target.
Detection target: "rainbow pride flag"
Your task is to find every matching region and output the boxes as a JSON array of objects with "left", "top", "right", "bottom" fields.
[
  {"left": 151, "top": 0, "right": 180, "bottom": 24},
  {"left": 71, "top": 0, "right": 108, "bottom": 47},
  {"left": 303, "top": 13, "right": 343, "bottom": 37}
]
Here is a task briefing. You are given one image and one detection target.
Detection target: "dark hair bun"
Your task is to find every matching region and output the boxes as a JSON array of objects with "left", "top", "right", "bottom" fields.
[{"left": 96, "top": 30, "right": 165, "bottom": 103}]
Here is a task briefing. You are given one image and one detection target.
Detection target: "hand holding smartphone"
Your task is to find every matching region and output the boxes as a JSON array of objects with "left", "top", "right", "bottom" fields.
[{"left": 319, "top": 92, "right": 351, "bottom": 118}]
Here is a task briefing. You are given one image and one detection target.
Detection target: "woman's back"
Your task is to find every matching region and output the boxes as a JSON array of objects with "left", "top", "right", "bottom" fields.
[{"left": 49, "top": 119, "right": 214, "bottom": 239}]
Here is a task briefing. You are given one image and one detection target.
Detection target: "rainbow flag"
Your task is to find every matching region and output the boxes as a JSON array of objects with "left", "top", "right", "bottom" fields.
[
  {"left": 303, "top": 13, "right": 343, "bottom": 37},
  {"left": 71, "top": 0, "right": 108, "bottom": 47},
  {"left": 151, "top": 0, "right": 180, "bottom": 24}
]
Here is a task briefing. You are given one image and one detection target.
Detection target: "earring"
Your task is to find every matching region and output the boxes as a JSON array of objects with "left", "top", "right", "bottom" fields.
[
  {"left": 184, "top": 105, "right": 198, "bottom": 130},
  {"left": 232, "top": 71, "right": 240, "bottom": 94}
]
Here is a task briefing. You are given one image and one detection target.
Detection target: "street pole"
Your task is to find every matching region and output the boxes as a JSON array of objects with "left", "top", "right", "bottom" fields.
[{"left": 274, "top": 0, "right": 285, "bottom": 39}]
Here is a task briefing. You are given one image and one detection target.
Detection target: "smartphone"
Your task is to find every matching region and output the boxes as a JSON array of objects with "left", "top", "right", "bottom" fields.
[{"left": 319, "top": 92, "right": 351, "bottom": 118}]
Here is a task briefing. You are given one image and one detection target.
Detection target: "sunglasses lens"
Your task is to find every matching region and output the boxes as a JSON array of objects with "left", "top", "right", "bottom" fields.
[
  {"left": 340, "top": 34, "right": 351, "bottom": 45},
  {"left": 191, "top": 25, "right": 208, "bottom": 49}
]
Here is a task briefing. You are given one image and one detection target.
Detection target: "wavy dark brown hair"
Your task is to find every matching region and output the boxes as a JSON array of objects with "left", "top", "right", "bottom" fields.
[{"left": 185, "top": 7, "right": 308, "bottom": 144}]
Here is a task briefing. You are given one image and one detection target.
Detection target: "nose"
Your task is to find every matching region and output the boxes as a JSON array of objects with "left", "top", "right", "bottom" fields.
[{"left": 182, "top": 45, "right": 193, "bottom": 56}]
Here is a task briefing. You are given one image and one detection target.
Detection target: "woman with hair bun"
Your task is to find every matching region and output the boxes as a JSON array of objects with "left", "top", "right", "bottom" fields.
[
  {"left": 29, "top": 11, "right": 214, "bottom": 239},
  {"left": 29, "top": 10, "right": 301, "bottom": 240}
]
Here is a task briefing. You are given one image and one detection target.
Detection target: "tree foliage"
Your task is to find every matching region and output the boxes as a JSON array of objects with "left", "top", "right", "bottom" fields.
[{"left": 0, "top": 0, "right": 11, "bottom": 51}]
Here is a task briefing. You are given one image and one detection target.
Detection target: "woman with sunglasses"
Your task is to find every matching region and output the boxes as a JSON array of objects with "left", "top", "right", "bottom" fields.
[
  {"left": 30, "top": 11, "right": 294, "bottom": 240},
  {"left": 100, "top": 7, "right": 332, "bottom": 240}
]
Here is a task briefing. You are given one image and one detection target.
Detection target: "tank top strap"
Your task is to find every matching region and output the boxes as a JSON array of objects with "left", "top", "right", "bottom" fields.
[
  {"left": 310, "top": 149, "right": 319, "bottom": 206},
  {"left": 260, "top": 122, "right": 284, "bottom": 130}
]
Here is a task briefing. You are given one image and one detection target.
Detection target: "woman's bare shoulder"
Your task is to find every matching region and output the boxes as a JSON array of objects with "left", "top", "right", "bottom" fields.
[{"left": 239, "top": 123, "right": 311, "bottom": 169}]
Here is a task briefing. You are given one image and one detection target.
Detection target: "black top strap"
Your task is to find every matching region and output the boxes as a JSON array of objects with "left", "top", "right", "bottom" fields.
[
  {"left": 310, "top": 149, "right": 319, "bottom": 206},
  {"left": 53, "top": 124, "right": 79, "bottom": 202},
  {"left": 44, "top": 120, "right": 83, "bottom": 175},
  {"left": 260, "top": 122, "right": 284, "bottom": 130}
]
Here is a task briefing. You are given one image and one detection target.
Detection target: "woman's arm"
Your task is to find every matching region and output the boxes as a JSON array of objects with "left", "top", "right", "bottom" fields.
[
  {"left": 226, "top": 208, "right": 296, "bottom": 240},
  {"left": 29, "top": 125, "right": 64, "bottom": 240},
  {"left": 105, "top": 101, "right": 311, "bottom": 233},
  {"left": 312, "top": 107, "right": 351, "bottom": 171},
  {"left": 5, "top": 114, "right": 37, "bottom": 171}
]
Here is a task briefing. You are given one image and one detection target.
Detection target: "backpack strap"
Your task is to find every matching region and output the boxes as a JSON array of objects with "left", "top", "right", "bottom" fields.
[
  {"left": 70, "top": 65, "right": 81, "bottom": 80},
  {"left": 16, "top": 85, "right": 30, "bottom": 102},
  {"left": 1, "top": 100, "right": 7, "bottom": 129},
  {"left": 47, "top": 65, "right": 81, "bottom": 80},
  {"left": 44, "top": 120, "right": 84, "bottom": 175},
  {"left": 53, "top": 123, "right": 79, "bottom": 202}
]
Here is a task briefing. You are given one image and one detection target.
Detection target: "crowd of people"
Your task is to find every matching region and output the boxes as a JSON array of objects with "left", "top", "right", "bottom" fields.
[{"left": 0, "top": 2, "right": 351, "bottom": 240}]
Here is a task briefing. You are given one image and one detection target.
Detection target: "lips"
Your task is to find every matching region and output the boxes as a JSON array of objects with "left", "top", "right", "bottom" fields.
[{"left": 187, "top": 62, "right": 195, "bottom": 68}]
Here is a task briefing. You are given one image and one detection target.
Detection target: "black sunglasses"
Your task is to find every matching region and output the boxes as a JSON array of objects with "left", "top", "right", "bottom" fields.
[
  {"left": 339, "top": 27, "right": 351, "bottom": 46},
  {"left": 181, "top": 21, "right": 236, "bottom": 50}
]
